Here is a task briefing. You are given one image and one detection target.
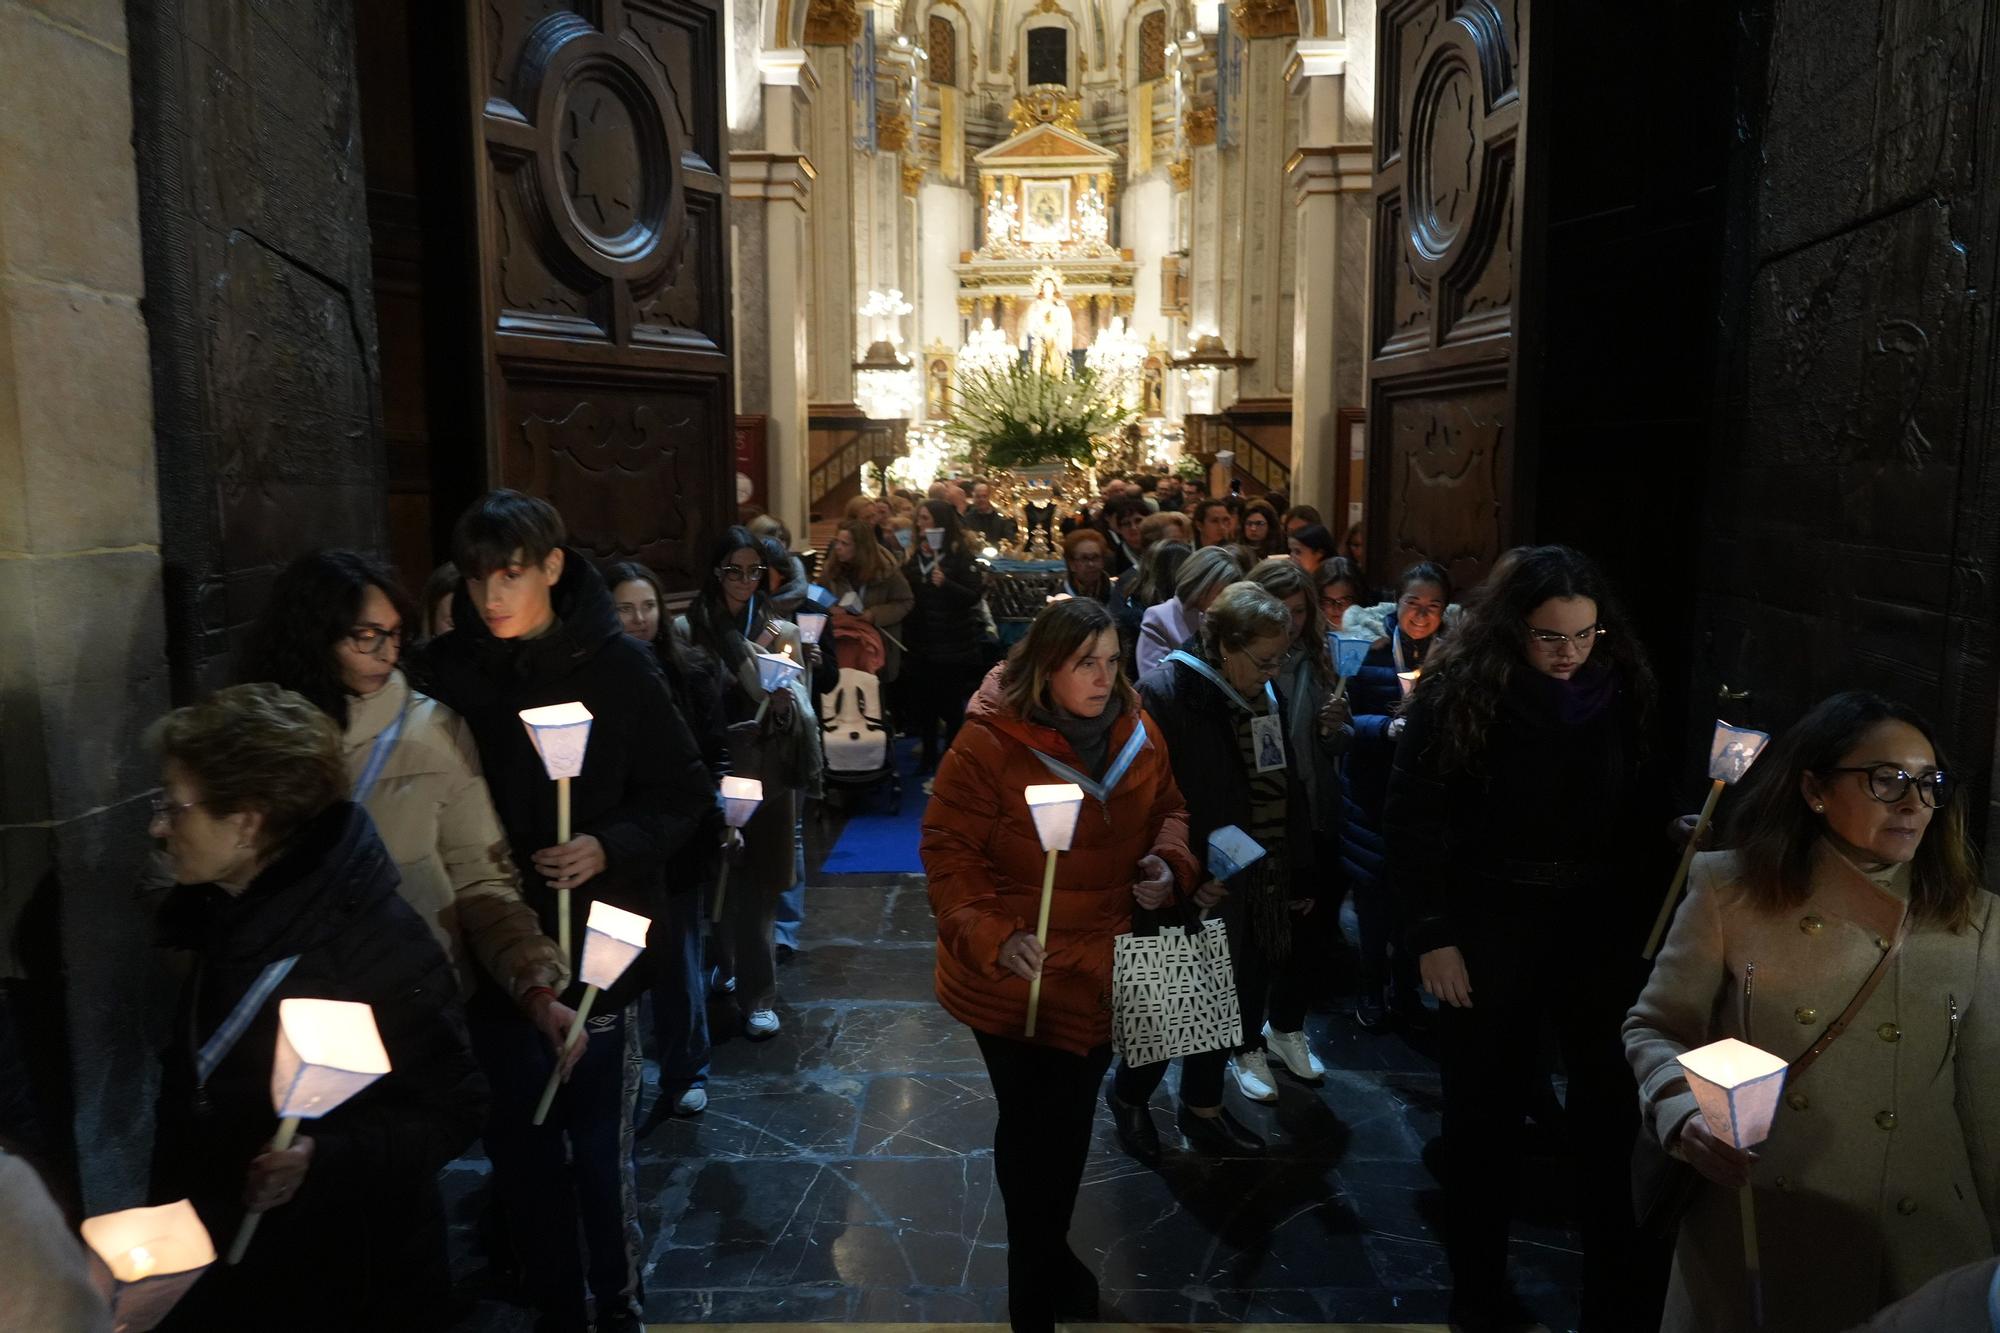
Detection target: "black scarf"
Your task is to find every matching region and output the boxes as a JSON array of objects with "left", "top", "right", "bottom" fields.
[{"left": 1030, "top": 693, "right": 1126, "bottom": 778}]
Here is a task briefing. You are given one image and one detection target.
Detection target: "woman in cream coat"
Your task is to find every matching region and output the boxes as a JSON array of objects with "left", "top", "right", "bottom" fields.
[{"left": 1627, "top": 691, "right": 2000, "bottom": 1333}]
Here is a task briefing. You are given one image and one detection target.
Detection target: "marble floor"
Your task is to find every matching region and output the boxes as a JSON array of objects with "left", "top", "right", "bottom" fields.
[{"left": 441, "top": 814, "right": 1586, "bottom": 1331}]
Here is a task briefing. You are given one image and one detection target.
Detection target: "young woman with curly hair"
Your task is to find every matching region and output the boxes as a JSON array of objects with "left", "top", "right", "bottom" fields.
[{"left": 1382, "top": 544, "right": 1664, "bottom": 1332}]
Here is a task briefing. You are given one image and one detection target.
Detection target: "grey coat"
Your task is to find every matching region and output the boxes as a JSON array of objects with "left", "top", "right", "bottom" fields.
[{"left": 1626, "top": 845, "right": 2000, "bottom": 1333}]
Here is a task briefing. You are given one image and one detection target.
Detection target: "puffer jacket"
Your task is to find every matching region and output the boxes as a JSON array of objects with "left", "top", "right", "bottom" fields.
[
  {"left": 342, "top": 670, "right": 564, "bottom": 1002},
  {"left": 923, "top": 666, "right": 1200, "bottom": 1056},
  {"left": 901, "top": 547, "right": 988, "bottom": 666}
]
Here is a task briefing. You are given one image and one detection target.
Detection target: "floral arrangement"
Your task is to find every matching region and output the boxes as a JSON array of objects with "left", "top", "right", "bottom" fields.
[{"left": 942, "top": 360, "right": 1138, "bottom": 470}]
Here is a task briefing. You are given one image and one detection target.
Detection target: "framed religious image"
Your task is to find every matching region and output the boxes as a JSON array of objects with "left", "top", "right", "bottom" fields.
[{"left": 1020, "top": 179, "right": 1071, "bottom": 243}]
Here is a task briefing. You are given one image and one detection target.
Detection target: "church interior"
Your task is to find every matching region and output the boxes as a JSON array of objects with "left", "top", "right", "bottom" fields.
[{"left": 3, "top": 0, "right": 1999, "bottom": 1331}]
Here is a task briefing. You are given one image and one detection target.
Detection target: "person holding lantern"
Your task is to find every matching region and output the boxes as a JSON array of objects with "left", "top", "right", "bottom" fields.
[
  {"left": 922, "top": 597, "right": 1197, "bottom": 1333},
  {"left": 1382, "top": 545, "right": 1662, "bottom": 1332},
  {"left": 1111, "top": 582, "right": 1319, "bottom": 1148},
  {"left": 146, "top": 683, "right": 487, "bottom": 1332},
  {"left": 901, "top": 499, "right": 990, "bottom": 777},
  {"left": 417, "top": 490, "right": 716, "bottom": 1333},
  {"left": 1626, "top": 690, "right": 2000, "bottom": 1333}
]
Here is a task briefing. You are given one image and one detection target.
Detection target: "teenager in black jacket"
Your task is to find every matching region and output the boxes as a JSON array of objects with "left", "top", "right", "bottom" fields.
[
  {"left": 1382, "top": 545, "right": 1665, "bottom": 1333},
  {"left": 416, "top": 491, "right": 717, "bottom": 1333},
  {"left": 147, "top": 685, "right": 486, "bottom": 1333},
  {"left": 902, "top": 499, "right": 989, "bottom": 774}
]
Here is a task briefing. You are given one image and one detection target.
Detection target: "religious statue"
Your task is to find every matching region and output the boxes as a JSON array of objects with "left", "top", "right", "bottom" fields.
[
  {"left": 1021, "top": 271, "right": 1073, "bottom": 378},
  {"left": 984, "top": 186, "right": 1016, "bottom": 250}
]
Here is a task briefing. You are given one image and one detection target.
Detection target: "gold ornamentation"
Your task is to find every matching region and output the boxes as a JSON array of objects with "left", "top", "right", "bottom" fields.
[
  {"left": 1168, "top": 157, "right": 1193, "bottom": 191},
  {"left": 902, "top": 159, "right": 926, "bottom": 195},
  {"left": 1229, "top": 0, "right": 1299, "bottom": 38},
  {"left": 1032, "top": 0, "right": 1062, "bottom": 12},
  {"left": 1008, "top": 86, "right": 1083, "bottom": 133},
  {"left": 878, "top": 110, "right": 911, "bottom": 152},
  {"left": 803, "top": 0, "right": 862, "bottom": 44},
  {"left": 1184, "top": 104, "right": 1217, "bottom": 146}
]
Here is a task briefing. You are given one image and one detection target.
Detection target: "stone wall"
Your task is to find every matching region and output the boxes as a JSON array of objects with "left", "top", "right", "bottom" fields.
[
  {"left": 128, "top": 0, "right": 387, "bottom": 703},
  {"left": 1695, "top": 0, "right": 2000, "bottom": 824},
  {"left": 0, "top": 0, "right": 173, "bottom": 1208}
]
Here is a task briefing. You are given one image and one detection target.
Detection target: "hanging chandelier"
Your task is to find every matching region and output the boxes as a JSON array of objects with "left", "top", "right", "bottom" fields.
[
  {"left": 854, "top": 289, "right": 920, "bottom": 421},
  {"left": 1085, "top": 316, "right": 1146, "bottom": 409},
  {"left": 956, "top": 318, "right": 1017, "bottom": 383}
]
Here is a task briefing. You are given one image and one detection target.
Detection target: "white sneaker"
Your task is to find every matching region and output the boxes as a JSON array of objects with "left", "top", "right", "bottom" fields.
[
  {"left": 1229, "top": 1050, "right": 1279, "bottom": 1104},
  {"left": 673, "top": 1086, "right": 708, "bottom": 1115},
  {"left": 1263, "top": 1023, "right": 1326, "bottom": 1081},
  {"left": 745, "top": 1008, "right": 781, "bottom": 1039}
]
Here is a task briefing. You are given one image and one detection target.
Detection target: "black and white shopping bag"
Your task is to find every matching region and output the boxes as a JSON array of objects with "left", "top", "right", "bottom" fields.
[{"left": 1111, "top": 917, "right": 1242, "bottom": 1065}]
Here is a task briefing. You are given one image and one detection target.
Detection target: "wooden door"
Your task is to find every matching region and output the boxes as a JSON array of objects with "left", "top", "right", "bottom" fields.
[
  {"left": 1365, "top": 0, "right": 1531, "bottom": 590},
  {"left": 470, "top": 1, "right": 732, "bottom": 588}
]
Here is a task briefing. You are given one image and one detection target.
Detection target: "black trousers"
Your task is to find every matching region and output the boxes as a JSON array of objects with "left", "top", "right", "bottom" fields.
[
  {"left": 973, "top": 1030, "right": 1113, "bottom": 1328},
  {"left": 1434, "top": 895, "right": 1657, "bottom": 1329},
  {"left": 906, "top": 656, "right": 983, "bottom": 765}
]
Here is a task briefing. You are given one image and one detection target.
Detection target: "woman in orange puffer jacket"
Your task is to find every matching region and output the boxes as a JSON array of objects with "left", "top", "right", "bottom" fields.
[{"left": 923, "top": 597, "right": 1198, "bottom": 1333}]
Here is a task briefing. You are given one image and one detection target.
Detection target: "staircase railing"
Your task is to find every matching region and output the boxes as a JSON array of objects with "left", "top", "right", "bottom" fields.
[
  {"left": 1185, "top": 414, "right": 1291, "bottom": 494},
  {"left": 809, "top": 419, "right": 907, "bottom": 513}
]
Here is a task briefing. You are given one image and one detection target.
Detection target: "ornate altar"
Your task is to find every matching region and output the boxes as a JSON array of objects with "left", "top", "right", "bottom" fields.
[{"left": 954, "top": 85, "right": 1139, "bottom": 354}]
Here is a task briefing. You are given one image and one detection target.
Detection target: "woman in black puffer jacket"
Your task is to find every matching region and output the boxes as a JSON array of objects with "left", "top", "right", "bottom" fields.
[
  {"left": 902, "top": 499, "right": 990, "bottom": 774},
  {"left": 148, "top": 684, "right": 487, "bottom": 1333}
]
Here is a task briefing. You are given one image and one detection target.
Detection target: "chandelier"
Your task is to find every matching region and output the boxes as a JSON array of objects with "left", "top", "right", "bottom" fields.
[
  {"left": 1085, "top": 316, "right": 1146, "bottom": 410},
  {"left": 855, "top": 288, "right": 920, "bottom": 421},
  {"left": 956, "top": 318, "right": 1017, "bottom": 383},
  {"left": 1075, "top": 184, "right": 1109, "bottom": 247}
]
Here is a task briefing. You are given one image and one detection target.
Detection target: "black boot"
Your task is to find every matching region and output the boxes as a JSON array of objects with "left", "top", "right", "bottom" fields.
[
  {"left": 1105, "top": 1086, "right": 1161, "bottom": 1164},
  {"left": 1049, "top": 1245, "right": 1099, "bottom": 1320},
  {"left": 1176, "top": 1103, "right": 1264, "bottom": 1155}
]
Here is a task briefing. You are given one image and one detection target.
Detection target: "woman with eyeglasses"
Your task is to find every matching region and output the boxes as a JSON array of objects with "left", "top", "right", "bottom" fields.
[
  {"left": 1382, "top": 545, "right": 1662, "bottom": 1332},
  {"left": 1315, "top": 556, "right": 1368, "bottom": 634},
  {"left": 1109, "top": 583, "right": 1317, "bottom": 1158},
  {"left": 682, "top": 528, "right": 829, "bottom": 1040},
  {"left": 901, "top": 499, "right": 989, "bottom": 776},
  {"left": 1340, "top": 560, "right": 1453, "bottom": 1033},
  {"left": 1240, "top": 499, "right": 1283, "bottom": 559},
  {"left": 1626, "top": 691, "right": 2000, "bottom": 1333},
  {"left": 239, "top": 551, "right": 568, "bottom": 1029}
]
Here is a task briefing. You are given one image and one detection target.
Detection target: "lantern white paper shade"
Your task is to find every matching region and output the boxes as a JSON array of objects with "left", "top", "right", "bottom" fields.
[
  {"left": 1708, "top": 722, "right": 1773, "bottom": 785},
  {"left": 1024, "top": 783, "right": 1085, "bottom": 852},
  {"left": 83, "top": 1198, "right": 215, "bottom": 1332},
  {"left": 519, "top": 702, "right": 594, "bottom": 781},
  {"left": 925, "top": 527, "right": 945, "bottom": 552},
  {"left": 1397, "top": 670, "right": 1421, "bottom": 696},
  {"left": 1207, "top": 824, "right": 1267, "bottom": 881},
  {"left": 805, "top": 583, "right": 837, "bottom": 609},
  {"left": 796, "top": 612, "right": 829, "bottom": 645},
  {"left": 1329, "top": 634, "right": 1371, "bottom": 677},
  {"left": 579, "top": 899, "right": 652, "bottom": 989},
  {"left": 752, "top": 647, "right": 805, "bottom": 693},
  {"left": 270, "top": 998, "right": 391, "bottom": 1120},
  {"left": 720, "top": 775, "right": 765, "bottom": 829},
  {"left": 1677, "top": 1037, "right": 1789, "bottom": 1149}
]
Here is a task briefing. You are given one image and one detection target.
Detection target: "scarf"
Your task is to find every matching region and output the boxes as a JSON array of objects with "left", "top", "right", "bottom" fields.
[
  {"left": 1029, "top": 693, "right": 1126, "bottom": 778},
  {"left": 1505, "top": 657, "right": 1619, "bottom": 728}
]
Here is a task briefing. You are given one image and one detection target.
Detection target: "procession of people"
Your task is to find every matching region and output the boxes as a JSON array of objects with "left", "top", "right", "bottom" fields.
[{"left": 5, "top": 478, "right": 1996, "bottom": 1333}]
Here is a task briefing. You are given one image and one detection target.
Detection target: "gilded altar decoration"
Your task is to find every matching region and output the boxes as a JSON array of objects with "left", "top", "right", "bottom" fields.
[
  {"left": 877, "top": 110, "right": 911, "bottom": 153},
  {"left": 902, "top": 160, "right": 926, "bottom": 196},
  {"left": 1229, "top": 0, "right": 1300, "bottom": 38},
  {"left": 1168, "top": 157, "right": 1193, "bottom": 192},
  {"left": 802, "top": 0, "right": 862, "bottom": 44},
  {"left": 1184, "top": 104, "right": 1218, "bottom": 147},
  {"left": 1009, "top": 87, "right": 1083, "bottom": 134}
]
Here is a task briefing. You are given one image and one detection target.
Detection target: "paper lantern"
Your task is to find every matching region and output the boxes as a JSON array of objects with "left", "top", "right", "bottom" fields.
[
  {"left": 271, "top": 998, "right": 391, "bottom": 1119},
  {"left": 579, "top": 899, "right": 651, "bottom": 990},
  {"left": 895, "top": 529, "right": 913, "bottom": 549},
  {"left": 751, "top": 646, "right": 805, "bottom": 694},
  {"left": 518, "top": 702, "right": 594, "bottom": 780},
  {"left": 925, "top": 527, "right": 945, "bottom": 553},
  {"left": 1677, "top": 1037, "right": 1789, "bottom": 1149},
  {"left": 1708, "top": 722, "right": 1772, "bottom": 784},
  {"left": 720, "top": 775, "right": 764, "bottom": 829},
  {"left": 1329, "top": 634, "right": 1371, "bottom": 677},
  {"left": 1024, "top": 783, "right": 1084, "bottom": 852},
  {"left": 1397, "top": 670, "right": 1421, "bottom": 696},
  {"left": 804, "top": 583, "right": 837, "bottom": 610},
  {"left": 82, "top": 1200, "right": 214, "bottom": 1332},
  {"left": 1207, "top": 824, "right": 1267, "bottom": 881},
  {"left": 796, "top": 612, "right": 829, "bottom": 645}
]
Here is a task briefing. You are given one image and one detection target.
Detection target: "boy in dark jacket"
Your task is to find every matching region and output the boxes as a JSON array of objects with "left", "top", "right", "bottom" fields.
[{"left": 416, "top": 491, "right": 716, "bottom": 1333}]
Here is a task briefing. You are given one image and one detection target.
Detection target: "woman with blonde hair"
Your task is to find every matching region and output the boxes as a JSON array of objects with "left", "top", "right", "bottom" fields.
[{"left": 820, "top": 516, "right": 916, "bottom": 684}]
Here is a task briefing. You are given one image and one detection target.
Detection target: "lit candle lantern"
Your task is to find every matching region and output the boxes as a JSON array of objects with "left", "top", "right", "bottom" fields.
[
  {"left": 1328, "top": 634, "right": 1371, "bottom": 701},
  {"left": 709, "top": 774, "right": 764, "bottom": 926},
  {"left": 534, "top": 899, "right": 652, "bottom": 1124},
  {"left": 1677, "top": 1036, "right": 1789, "bottom": 1327},
  {"left": 519, "top": 701, "right": 595, "bottom": 964},
  {"left": 1645, "top": 720, "right": 1773, "bottom": 959},
  {"left": 1022, "top": 784, "right": 1085, "bottom": 1037},
  {"left": 1396, "top": 670, "right": 1421, "bottom": 697},
  {"left": 796, "top": 612, "right": 829, "bottom": 646},
  {"left": 1206, "top": 824, "right": 1266, "bottom": 882},
  {"left": 82, "top": 1199, "right": 214, "bottom": 1331}
]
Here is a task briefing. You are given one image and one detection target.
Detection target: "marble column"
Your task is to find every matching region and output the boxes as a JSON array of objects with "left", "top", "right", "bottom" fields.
[
  {"left": 732, "top": 50, "right": 820, "bottom": 537},
  {"left": 1286, "top": 39, "right": 1370, "bottom": 520},
  {"left": 806, "top": 38, "right": 857, "bottom": 408}
]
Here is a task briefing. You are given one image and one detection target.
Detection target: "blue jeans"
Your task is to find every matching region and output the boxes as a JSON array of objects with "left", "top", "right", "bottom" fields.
[
  {"left": 469, "top": 1005, "right": 643, "bottom": 1332},
  {"left": 772, "top": 813, "right": 806, "bottom": 949},
  {"left": 650, "top": 888, "right": 711, "bottom": 1096}
]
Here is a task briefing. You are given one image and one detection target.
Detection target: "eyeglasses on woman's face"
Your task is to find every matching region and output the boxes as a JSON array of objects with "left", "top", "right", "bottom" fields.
[
  {"left": 1321, "top": 593, "right": 1357, "bottom": 621},
  {"left": 1821, "top": 764, "right": 1953, "bottom": 809},
  {"left": 1524, "top": 623, "right": 1605, "bottom": 654},
  {"left": 148, "top": 795, "right": 202, "bottom": 825},
  {"left": 718, "top": 562, "right": 767, "bottom": 583},
  {"left": 345, "top": 624, "right": 404, "bottom": 657}
]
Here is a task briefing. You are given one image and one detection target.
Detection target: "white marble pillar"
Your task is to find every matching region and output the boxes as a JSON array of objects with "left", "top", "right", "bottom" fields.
[
  {"left": 731, "top": 50, "right": 819, "bottom": 536},
  {"left": 807, "top": 41, "right": 857, "bottom": 407},
  {"left": 1285, "top": 39, "right": 1369, "bottom": 519}
]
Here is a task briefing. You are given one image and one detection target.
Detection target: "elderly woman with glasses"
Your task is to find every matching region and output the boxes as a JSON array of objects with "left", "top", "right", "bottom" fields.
[{"left": 1626, "top": 691, "right": 2000, "bottom": 1333}]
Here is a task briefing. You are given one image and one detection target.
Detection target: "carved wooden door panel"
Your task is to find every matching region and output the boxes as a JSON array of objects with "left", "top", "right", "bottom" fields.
[
  {"left": 1366, "top": 0, "right": 1528, "bottom": 589},
  {"left": 471, "top": 0, "right": 731, "bottom": 588}
]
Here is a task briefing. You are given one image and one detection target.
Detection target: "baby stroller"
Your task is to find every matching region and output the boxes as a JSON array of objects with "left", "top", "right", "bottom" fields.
[{"left": 816, "top": 616, "right": 901, "bottom": 816}]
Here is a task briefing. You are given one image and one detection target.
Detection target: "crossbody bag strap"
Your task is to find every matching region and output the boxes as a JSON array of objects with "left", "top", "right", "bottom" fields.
[{"left": 1788, "top": 909, "right": 1912, "bottom": 1086}]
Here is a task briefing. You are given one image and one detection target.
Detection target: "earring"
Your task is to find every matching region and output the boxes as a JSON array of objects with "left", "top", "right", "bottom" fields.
[{"left": 1814, "top": 805, "right": 1824, "bottom": 814}]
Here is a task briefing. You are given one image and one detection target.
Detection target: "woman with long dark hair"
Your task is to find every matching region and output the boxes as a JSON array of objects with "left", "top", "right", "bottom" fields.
[
  {"left": 608, "top": 562, "right": 726, "bottom": 1116},
  {"left": 681, "top": 527, "right": 828, "bottom": 1040},
  {"left": 1383, "top": 545, "right": 1660, "bottom": 1332},
  {"left": 1341, "top": 560, "right": 1452, "bottom": 1031},
  {"left": 1240, "top": 498, "right": 1283, "bottom": 559},
  {"left": 1627, "top": 692, "right": 1999, "bottom": 1333},
  {"left": 923, "top": 597, "right": 1195, "bottom": 1332},
  {"left": 901, "top": 499, "right": 988, "bottom": 775},
  {"left": 1285, "top": 523, "right": 1339, "bottom": 575}
]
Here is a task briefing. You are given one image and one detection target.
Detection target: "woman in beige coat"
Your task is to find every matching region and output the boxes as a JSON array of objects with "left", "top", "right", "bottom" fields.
[
  {"left": 1628, "top": 691, "right": 2000, "bottom": 1333},
  {"left": 242, "top": 553, "right": 573, "bottom": 1051}
]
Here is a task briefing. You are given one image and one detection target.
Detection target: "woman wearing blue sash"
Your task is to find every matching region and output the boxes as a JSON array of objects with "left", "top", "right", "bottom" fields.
[{"left": 1111, "top": 582, "right": 1319, "bottom": 1157}]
